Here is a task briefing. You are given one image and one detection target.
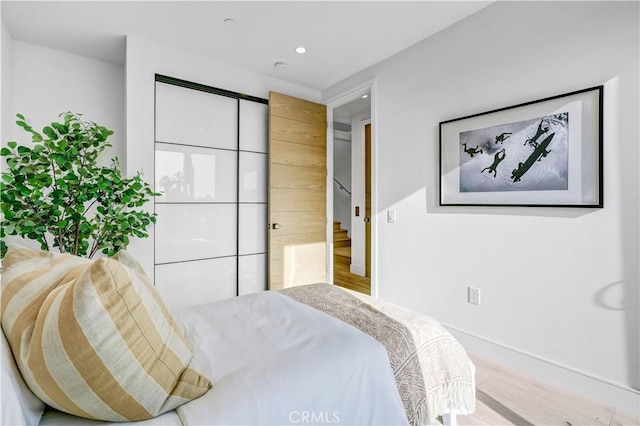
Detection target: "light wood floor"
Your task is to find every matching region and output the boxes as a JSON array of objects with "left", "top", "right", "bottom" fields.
[
  {"left": 334, "top": 246, "right": 371, "bottom": 295},
  {"left": 460, "top": 353, "right": 639, "bottom": 426},
  {"left": 333, "top": 221, "right": 371, "bottom": 295}
]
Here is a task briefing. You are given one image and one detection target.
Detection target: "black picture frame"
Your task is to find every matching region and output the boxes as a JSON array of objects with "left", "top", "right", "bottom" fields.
[{"left": 439, "top": 86, "right": 603, "bottom": 207}]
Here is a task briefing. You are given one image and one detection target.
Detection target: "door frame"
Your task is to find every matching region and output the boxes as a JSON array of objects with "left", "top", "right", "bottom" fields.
[{"left": 325, "top": 79, "right": 378, "bottom": 297}]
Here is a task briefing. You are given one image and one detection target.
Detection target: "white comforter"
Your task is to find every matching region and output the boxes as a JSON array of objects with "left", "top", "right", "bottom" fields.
[{"left": 172, "top": 291, "right": 409, "bottom": 425}]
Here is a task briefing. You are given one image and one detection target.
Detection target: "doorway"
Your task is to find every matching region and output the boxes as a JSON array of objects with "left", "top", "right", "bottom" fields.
[{"left": 327, "top": 82, "right": 375, "bottom": 296}]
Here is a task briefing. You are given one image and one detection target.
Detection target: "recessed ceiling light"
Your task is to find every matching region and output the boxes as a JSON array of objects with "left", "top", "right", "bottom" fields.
[
  {"left": 224, "top": 18, "right": 236, "bottom": 24},
  {"left": 274, "top": 61, "right": 288, "bottom": 70},
  {"left": 361, "top": 94, "right": 369, "bottom": 99},
  {"left": 295, "top": 46, "right": 307, "bottom": 54}
]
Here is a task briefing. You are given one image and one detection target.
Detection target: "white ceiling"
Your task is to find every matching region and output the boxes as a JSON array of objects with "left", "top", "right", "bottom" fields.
[{"left": 1, "top": 1, "right": 493, "bottom": 91}]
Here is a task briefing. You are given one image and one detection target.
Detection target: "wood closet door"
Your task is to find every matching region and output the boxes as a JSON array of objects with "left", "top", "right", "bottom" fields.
[{"left": 268, "top": 92, "right": 327, "bottom": 290}]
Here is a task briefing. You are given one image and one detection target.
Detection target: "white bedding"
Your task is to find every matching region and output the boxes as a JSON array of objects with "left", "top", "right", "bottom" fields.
[
  {"left": 172, "top": 291, "right": 408, "bottom": 425},
  {"left": 36, "top": 290, "right": 408, "bottom": 426},
  {"left": 39, "top": 409, "right": 182, "bottom": 426},
  {"left": 34, "top": 289, "right": 470, "bottom": 426}
]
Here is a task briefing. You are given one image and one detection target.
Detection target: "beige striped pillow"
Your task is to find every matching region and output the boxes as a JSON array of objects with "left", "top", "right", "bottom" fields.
[{"left": 1, "top": 245, "right": 211, "bottom": 422}]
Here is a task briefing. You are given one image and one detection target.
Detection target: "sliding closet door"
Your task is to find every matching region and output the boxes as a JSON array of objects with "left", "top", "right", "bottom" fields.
[
  {"left": 153, "top": 78, "right": 268, "bottom": 310},
  {"left": 238, "top": 100, "right": 269, "bottom": 295}
]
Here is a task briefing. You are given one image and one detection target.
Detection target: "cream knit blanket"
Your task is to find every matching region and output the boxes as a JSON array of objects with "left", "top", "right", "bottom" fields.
[{"left": 281, "top": 283, "right": 476, "bottom": 425}]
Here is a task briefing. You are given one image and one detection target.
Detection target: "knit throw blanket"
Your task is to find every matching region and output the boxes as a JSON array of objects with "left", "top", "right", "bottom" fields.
[{"left": 280, "top": 284, "right": 476, "bottom": 425}]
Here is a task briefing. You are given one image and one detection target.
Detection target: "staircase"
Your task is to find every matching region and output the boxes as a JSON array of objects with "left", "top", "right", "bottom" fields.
[{"left": 333, "top": 221, "right": 371, "bottom": 295}]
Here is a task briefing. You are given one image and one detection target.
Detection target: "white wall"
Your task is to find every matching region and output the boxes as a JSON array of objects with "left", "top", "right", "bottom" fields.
[
  {"left": 1, "top": 36, "right": 125, "bottom": 252},
  {"left": 4, "top": 41, "right": 124, "bottom": 165},
  {"left": 349, "top": 113, "right": 369, "bottom": 276},
  {"left": 1, "top": 21, "right": 12, "bottom": 153},
  {"left": 334, "top": 138, "right": 352, "bottom": 234},
  {"left": 323, "top": 0, "right": 639, "bottom": 413},
  {"left": 125, "top": 36, "right": 321, "bottom": 283}
]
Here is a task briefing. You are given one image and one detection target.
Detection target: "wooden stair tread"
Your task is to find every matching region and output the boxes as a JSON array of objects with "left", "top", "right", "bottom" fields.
[
  {"left": 334, "top": 246, "right": 351, "bottom": 258},
  {"left": 333, "top": 225, "right": 351, "bottom": 248}
]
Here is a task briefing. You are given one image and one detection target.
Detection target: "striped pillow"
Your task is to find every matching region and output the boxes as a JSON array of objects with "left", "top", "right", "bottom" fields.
[{"left": 1, "top": 245, "right": 211, "bottom": 421}]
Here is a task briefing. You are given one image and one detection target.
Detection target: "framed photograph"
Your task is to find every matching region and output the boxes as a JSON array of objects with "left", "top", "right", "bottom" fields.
[{"left": 439, "top": 86, "right": 603, "bottom": 207}]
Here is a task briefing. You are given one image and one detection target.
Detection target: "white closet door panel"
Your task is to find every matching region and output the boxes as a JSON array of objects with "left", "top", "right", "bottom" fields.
[
  {"left": 155, "top": 257, "right": 237, "bottom": 311},
  {"left": 239, "top": 100, "right": 268, "bottom": 153},
  {"left": 155, "top": 204, "right": 237, "bottom": 264},
  {"left": 238, "top": 204, "right": 267, "bottom": 255},
  {"left": 239, "top": 152, "right": 267, "bottom": 203},
  {"left": 238, "top": 254, "right": 267, "bottom": 296},
  {"left": 155, "top": 82, "right": 238, "bottom": 150},
  {"left": 154, "top": 78, "right": 269, "bottom": 308},
  {"left": 155, "top": 143, "right": 237, "bottom": 202}
]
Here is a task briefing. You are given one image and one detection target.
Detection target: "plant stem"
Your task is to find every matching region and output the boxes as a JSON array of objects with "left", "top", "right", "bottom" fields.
[
  {"left": 82, "top": 198, "right": 98, "bottom": 216},
  {"left": 73, "top": 222, "right": 80, "bottom": 256},
  {"left": 43, "top": 139, "right": 66, "bottom": 252},
  {"left": 40, "top": 232, "right": 50, "bottom": 251},
  {"left": 88, "top": 230, "right": 99, "bottom": 259}
]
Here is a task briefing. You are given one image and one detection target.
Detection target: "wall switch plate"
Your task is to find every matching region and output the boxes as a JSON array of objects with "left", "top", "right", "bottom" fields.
[
  {"left": 468, "top": 286, "right": 480, "bottom": 305},
  {"left": 387, "top": 209, "right": 396, "bottom": 223}
]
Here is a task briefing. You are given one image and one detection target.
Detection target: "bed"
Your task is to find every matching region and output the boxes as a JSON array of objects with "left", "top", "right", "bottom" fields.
[{"left": 1, "top": 245, "right": 475, "bottom": 426}]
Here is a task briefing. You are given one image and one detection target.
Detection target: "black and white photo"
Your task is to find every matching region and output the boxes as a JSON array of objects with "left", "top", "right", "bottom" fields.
[
  {"left": 440, "top": 86, "right": 603, "bottom": 207},
  {"left": 459, "top": 113, "right": 569, "bottom": 193}
]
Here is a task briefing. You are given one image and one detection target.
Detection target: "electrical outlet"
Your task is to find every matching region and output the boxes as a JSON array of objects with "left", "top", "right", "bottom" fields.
[{"left": 468, "top": 287, "right": 480, "bottom": 305}]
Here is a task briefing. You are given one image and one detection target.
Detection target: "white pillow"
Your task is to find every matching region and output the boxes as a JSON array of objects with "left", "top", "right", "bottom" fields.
[{"left": 1, "top": 329, "right": 45, "bottom": 426}]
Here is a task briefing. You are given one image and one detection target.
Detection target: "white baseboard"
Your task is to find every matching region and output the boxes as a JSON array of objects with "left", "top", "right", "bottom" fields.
[
  {"left": 442, "top": 323, "right": 640, "bottom": 417},
  {"left": 350, "top": 264, "right": 365, "bottom": 276}
]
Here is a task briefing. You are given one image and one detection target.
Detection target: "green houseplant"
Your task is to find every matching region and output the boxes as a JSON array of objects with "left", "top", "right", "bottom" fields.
[{"left": 1, "top": 112, "right": 158, "bottom": 258}]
